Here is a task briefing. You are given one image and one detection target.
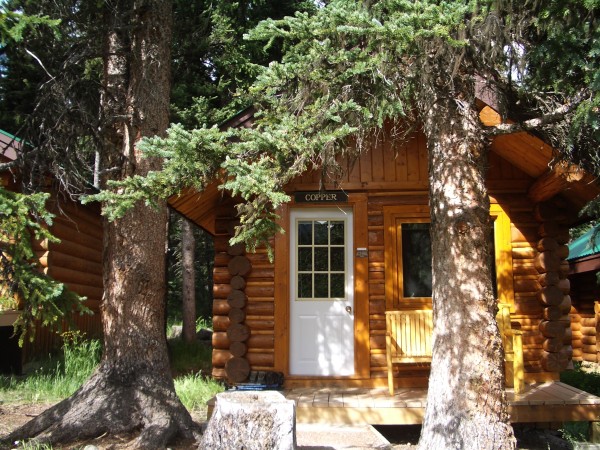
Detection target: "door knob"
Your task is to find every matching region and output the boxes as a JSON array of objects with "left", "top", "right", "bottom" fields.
[{"left": 345, "top": 306, "right": 352, "bottom": 314}]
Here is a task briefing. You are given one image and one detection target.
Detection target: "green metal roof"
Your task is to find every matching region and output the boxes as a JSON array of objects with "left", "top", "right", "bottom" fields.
[{"left": 568, "top": 225, "right": 600, "bottom": 261}]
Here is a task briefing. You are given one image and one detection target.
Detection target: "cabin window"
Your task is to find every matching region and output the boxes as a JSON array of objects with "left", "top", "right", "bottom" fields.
[
  {"left": 401, "top": 223, "right": 432, "bottom": 298},
  {"left": 295, "top": 219, "right": 346, "bottom": 300}
]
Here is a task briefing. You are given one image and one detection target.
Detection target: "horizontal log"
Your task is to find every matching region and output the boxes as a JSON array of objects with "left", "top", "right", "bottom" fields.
[
  {"left": 539, "top": 272, "right": 560, "bottom": 287},
  {"left": 225, "top": 356, "right": 250, "bottom": 383},
  {"left": 227, "top": 290, "right": 247, "bottom": 309},
  {"left": 227, "top": 243, "right": 245, "bottom": 256},
  {"left": 581, "top": 336, "right": 597, "bottom": 345},
  {"left": 543, "top": 306, "right": 564, "bottom": 321},
  {"left": 580, "top": 318, "right": 598, "bottom": 328},
  {"left": 230, "top": 341, "right": 247, "bottom": 357},
  {"left": 213, "top": 315, "right": 230, "bottom": 332},
  {"left": 512, "top": 260, "right": 538, "bottom": 276},
  {"left": 514, "top": 278, "right": 541, "bottom": 293},
  {"left": 212, "top": 349, "right": 233, "bottom": 367},
  {"left": 582, "top": 342, "right": 598, "bottom": 353},
  {"left": 581, "top": 326, "right": 598, "bottom": 336},
  {"left": 53, "top": 214, "right": 102, "bottom": 241},
  {"left": 51, "top": 222, "right": 102, "bottom": 252},
  {"left": 230, "top": 275, "right": 246, "bottom": 290},
  {"left": 559, "top": 260, "right": 570, "bottom": 278},
  {"left": 245, "top": 284, "right": 275, "bottom": 298},
  {"left": 543, "top": 337, "right": 564, "bottom": 353},
  {"left": 538, "top": 286, "right": 564, "bottom": 306},
  {"left": 538, "top": 221, "right": 562, "bottom": 239},
  {"left": 49, "top": 239, "right": 102, "bottom": 264},
  {"left": 48, "top": 266, "right": 103, "bottom": 289},
  {"left": 572, "top": 339, "right": 582, "bottom": 349},
  {"left": 541, "top": 348, "right": 571, "bottom": 372},
  {"left": 558, "top": 278, "right": 570, "bottom": 294},
  {"left": 556, "top": 245, "right": 569, "bottom": 260},
  {"left": 213, "top": 267, "right": 231, "bottom": 285},
  {"left": 534, "top": 203, "right": 567, "bottom": 223},
  {"left": 227, "top": 323, "right": 250, "bottom": 342},
  {"left": 228, "top": 255, "right": 252, "bottom": 277},
  {"left": 212, "top": 367, "right": 226, "bottom": 379},
  {"left": 213, "top": 300, "right": 230, "bottom": 316},
  {"left": 246, "top": 352, "right": 274, "bottom": 367},
  {"left": 247, "top": 334, "right": 275, "bottom": 349},
  {"left": 62, "top": 282, "right": 103, "bottom": 301},
  {"left": 245, "top": 318, "right": 274, "bottom": 330},
  {"left": 512, "top": 246, "right": 536, "bottom": 259},
  {"left": 212, "top": 332, "right": 229, "bottom": 349},
  {"left": 559, "top": 295, "right": 572, "bottom": 314},
  {"left": 535, "top": 251, "right": 560, "bottom": 273},
  {"left": 47, "top": 251, "right": 102, "bottom": 275},
  {"left": 246, "top": 268, "right": 275, "bottom": 281},
  {"left": 537, "top": 237, "right": 559, "bottom": 252},
  {"left": 213, "top": 284, "right": 232, "bottom": 299},
  {"left": 245, "top": 302, "right": 274, "bottom": 316},
  {"left": 582, "top": 353, "right": 599, "bottom": 363},
  {"left": 228, "top": 307, "right": 246, "bottom": 324},
  {"left": 214, "top": 252, "right": 231, "bottom": 268},
  {"left": 539, "top": 320, "right": 568, "bottom": 338}
]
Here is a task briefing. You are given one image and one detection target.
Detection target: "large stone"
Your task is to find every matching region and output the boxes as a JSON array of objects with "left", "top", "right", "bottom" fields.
[{"left": 200, "top": 391, "right": 296, "bottom": 450}]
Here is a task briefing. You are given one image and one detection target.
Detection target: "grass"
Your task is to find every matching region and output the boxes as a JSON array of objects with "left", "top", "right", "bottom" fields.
[
  {"left": 0, "top": 330, "right": 223, "bottom": 411},
  {"left": 559, "top": 361, "right": 600, "bottom": 443}
]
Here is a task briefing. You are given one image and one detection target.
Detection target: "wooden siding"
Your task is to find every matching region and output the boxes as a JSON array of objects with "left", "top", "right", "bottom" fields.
[{"left": 23, "top": 197, "right": 103, "bottom": 360}]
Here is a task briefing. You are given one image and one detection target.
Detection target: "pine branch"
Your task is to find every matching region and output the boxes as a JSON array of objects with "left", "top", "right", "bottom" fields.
[{"left": 484, "top": 91, "right": 587, "bottom": 137}]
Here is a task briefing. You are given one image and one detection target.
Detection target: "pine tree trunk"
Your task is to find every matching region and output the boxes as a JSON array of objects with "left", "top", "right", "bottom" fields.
[
  {"left": 1, "top": 2, "right": 199, "bottom": 448},
  {"left": 417, "top": 95, "right": 516, "bottom": 450},
  {"left": 182, "top": 217, "right": 197, "bottom": 343}
]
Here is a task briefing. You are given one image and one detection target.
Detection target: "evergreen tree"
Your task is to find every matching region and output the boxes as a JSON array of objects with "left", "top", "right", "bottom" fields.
[{"left": 104, "top": 1, "right": 599, "bottom": 448}]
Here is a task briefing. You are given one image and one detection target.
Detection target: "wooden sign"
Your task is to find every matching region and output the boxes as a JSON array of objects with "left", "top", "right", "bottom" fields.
[{"left": 294, "top": 191, "right": 348, "bottom": 203}]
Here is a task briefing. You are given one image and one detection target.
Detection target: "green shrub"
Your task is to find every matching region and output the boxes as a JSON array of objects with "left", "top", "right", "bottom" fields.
[{"left": 175, "top": 372, "right": 224, "bottom": 412}]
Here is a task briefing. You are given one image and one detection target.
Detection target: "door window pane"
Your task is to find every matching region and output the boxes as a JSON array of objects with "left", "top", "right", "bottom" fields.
[
  {"left": 402, "top": 223, "right": 432, "bottom": 298},
  {"left": 296, "top": 218, "right": 346, "bottom": 300}
]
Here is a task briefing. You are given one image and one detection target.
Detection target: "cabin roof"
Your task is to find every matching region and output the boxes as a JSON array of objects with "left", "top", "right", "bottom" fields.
[
  {"left": 0, "top": 129, "right": 21, "bottom": 161},
  {"left": 568, "top": 225, "right": 600, "bottom": 261},
  {"left": 169, "top": 102, "right": 600, "bottom": 233}
]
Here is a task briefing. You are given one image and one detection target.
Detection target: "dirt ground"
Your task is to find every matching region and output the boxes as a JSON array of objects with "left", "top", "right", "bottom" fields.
[{"left": 1, "top": 402, "right": 574, "bottom": 449}]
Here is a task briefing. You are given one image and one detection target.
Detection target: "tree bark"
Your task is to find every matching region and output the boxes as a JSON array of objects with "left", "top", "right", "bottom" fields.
[
  {"left": 1, "top": 2, "right": 199, "bottom": 448},
  {"left": 417, "top": 93, "right": 516, "bottom": 450},
  {"left": 182, "top": 217, "right": 197, "bottom": 343}
]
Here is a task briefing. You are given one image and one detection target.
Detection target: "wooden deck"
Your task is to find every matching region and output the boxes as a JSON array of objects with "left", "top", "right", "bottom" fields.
[{"left": 280, "top": 382, "right": 600, "bottom": 425}]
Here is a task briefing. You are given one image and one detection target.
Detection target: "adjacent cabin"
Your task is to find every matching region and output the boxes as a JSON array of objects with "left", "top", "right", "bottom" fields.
[
  {"left": 568, "top": 224, "right": 600, "bottom": 364},
  {"left": 0, "top": 129, "right": 103, "bottom": 372}
]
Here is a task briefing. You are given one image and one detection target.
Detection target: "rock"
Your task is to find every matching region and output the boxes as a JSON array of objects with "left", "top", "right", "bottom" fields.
[
  {"left": 200, "top": 391, "right": 296, "bottom": 450},
  {"left": 197, "top": 328, "right": 212, "bottom": 341},
  {"left": 169, "top": 325, "right": 182, "bottom": 339}
]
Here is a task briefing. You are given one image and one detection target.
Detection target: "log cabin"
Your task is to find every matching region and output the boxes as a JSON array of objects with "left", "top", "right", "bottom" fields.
[
  {"left": 0, "top": 129, "right": 103, "bottom": 372},
  {"left": 568, "top": 224, "right": 600, "bottom": 365},
  {"left": 171, "top": 102, "right": 600, "bottom": 424}
]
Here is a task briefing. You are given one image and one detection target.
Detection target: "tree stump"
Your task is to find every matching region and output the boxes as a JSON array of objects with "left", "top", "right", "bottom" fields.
[{"left": 200, "top": 391, "right": 296, "bottom": 450}]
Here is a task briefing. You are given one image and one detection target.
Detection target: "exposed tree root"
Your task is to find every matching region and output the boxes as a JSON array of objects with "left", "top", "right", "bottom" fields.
[{"left": 0, "top": 364, "right": 201, "bottom": 450}]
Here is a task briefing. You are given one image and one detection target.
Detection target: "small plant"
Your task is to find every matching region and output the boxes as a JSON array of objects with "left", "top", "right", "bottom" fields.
[
  {"left": 0, "top": 332, "right": 101, "bottom": 404},
  {"left": 196, "top": 316, "right": 212, "bottom": 332},
  {"left": 174, "top": 372, "right": 224, "bottom": 412}
]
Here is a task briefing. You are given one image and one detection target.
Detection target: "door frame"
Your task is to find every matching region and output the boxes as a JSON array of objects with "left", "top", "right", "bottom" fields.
[{"left": 273, "top": 194, "right": 370, "bottom": 380}]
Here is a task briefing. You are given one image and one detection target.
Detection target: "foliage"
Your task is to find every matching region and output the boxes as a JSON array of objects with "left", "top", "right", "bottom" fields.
[
  {"left": 0, "top": 332, "right": 101, "bottom": 403},
  {"left": 0, "top": 187, "right": 90, "bottom": 345},
  {"left": 560, "top": 362, "right": 600, "bottom": 397},
  {"left": 168, "top": 338, "right": 213, "bottom": 376},
  {"left": 166, "top": 212, "right": 214, "bottom": 324},
  {"left": 174, "top": 372, "right": 224, "bottom": 412},
  {"left": 170, "top": 0, "right": 317, "bottom": 128}
]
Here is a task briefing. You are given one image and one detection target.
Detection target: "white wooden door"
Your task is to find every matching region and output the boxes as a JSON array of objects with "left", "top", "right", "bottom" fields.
[{"left": 289, "top": 208, "right": 354, "bottom": 376}]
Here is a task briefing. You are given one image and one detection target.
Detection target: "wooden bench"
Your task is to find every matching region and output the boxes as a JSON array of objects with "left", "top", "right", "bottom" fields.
[
  {"left": 497, "top": 302, "right": 525, "bottom": 394},
  {"left": 386, "top": 310, "right": 433, "bottom": 395},
  {"left": 385, "top": 304, "right": 525, "bottom": 396}
]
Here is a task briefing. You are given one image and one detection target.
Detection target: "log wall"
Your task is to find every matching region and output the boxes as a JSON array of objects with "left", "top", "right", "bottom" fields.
[
  {"left": 533, "top": 201, "right": 573, "bottom": 372},
  {"left": 22, "top": 197, "right": 103, "bottom": 361},
  {"left": 569, "top": 271, "right": 600, "bottom": 363},
  {"left": 207, "top": 132, "right": 569, "bottom": 385}
]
